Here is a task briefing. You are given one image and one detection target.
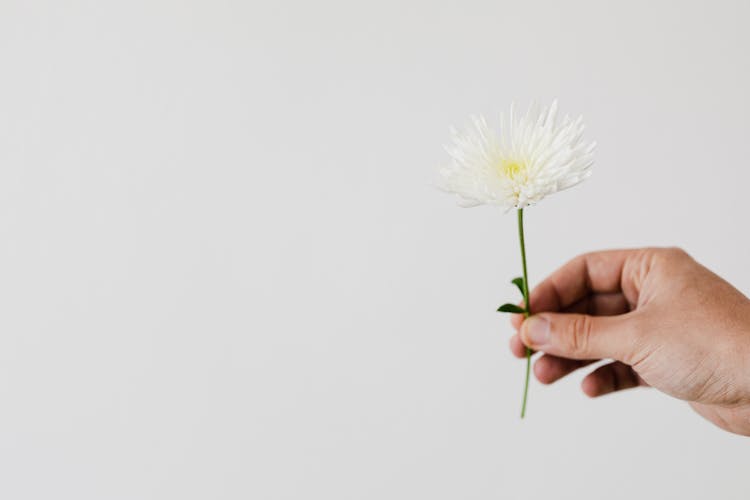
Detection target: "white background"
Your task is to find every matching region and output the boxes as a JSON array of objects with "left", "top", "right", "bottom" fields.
[{"left": 0, "top": 1, "right": 748, "bottom": 498}]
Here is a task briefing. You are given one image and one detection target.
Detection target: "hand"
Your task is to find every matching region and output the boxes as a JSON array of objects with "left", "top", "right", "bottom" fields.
[{"left": 509, "top": 247, "right": 750, "bottom": 436}]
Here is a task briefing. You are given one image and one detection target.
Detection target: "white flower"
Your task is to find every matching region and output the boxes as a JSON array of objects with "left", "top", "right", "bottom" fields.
[{"left": 438, "top": 100, "right": 595, "bottom": 209}]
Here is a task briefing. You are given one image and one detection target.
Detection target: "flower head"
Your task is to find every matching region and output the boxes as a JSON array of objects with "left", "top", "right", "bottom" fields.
[{"left": 438, "top": 100, "right": 595, "bottom": 209}]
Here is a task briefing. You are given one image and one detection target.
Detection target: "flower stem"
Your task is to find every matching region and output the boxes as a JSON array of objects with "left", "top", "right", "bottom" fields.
[{"left": 517, "top": 208, "right": 531, "bottom": 419}]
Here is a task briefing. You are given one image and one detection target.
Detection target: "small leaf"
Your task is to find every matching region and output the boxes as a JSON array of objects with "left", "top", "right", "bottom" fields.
[
  {"left": 497, "top": 303, "right": 526, "bottom": 314},
  {"left": 511, "top": 277, "right": 526, "bottom": 297}
]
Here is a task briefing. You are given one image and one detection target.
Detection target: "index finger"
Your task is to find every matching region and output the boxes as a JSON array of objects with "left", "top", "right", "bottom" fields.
[{"left": 512, "top": 249, "right": 642, "bottom": 329}]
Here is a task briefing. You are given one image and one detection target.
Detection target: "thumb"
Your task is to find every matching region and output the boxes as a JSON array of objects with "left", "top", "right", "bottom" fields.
[{"left": 520, "top": 312, "right": 639, "bottom": 362}]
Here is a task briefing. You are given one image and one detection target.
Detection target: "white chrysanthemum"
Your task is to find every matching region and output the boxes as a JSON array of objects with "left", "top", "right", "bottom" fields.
[{"left": 438, "top": 100, "right": 595, "bottom": 209}]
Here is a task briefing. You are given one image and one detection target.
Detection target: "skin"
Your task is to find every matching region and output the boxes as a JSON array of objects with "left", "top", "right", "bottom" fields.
[{"left": 508, "top": 247, "right": 750, "bottom": 436}]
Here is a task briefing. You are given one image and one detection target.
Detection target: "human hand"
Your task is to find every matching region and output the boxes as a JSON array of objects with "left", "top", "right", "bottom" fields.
[{"left": 509, "top": 248, "right": 750, "bottom": 436}]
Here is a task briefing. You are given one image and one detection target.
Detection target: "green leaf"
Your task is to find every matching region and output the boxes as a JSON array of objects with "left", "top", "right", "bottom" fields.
[
  {"left": 497, "top": 303, "right": 526, "bottom": 314},
  {"left": 511, "top": 277, "right": 526, "bottom": 297}
]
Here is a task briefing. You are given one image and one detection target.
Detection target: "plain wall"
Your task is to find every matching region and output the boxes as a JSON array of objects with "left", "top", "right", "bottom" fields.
[{"left": 0, "top": 0, "right": 748, "bottom": 498}]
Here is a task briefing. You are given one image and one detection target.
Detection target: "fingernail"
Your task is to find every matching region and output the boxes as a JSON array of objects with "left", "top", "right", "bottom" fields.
[{"left": 523, "top": 316, "right": 550, "bottom": 346}]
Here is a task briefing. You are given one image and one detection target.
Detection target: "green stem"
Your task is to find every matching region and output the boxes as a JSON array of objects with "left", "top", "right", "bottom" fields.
[{"left": 518, "top": 208, "right": 531, "bottom": 419}]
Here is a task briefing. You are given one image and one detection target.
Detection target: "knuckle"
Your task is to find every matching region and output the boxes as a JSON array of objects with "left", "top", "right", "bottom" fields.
[
  {"left": 648, "top": 247, "right": 694, "bottom": 276},
  {"left": 564, "top": 315, "right": 593, "bottom": 355},
  {"left": 620, "top": 313, "right": 649, "bottom": 364},
  {"left": 577, "top": 251, "right": 597, "bottom": 266},
  {"left": 661, "top": 246, "right": 691, "bottom": 261}
]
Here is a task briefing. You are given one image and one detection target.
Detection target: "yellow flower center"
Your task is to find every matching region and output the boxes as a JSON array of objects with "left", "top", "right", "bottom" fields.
[{"left": 500, "top": 160, "right": 527, "bottom": 181}]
